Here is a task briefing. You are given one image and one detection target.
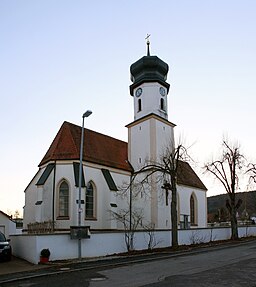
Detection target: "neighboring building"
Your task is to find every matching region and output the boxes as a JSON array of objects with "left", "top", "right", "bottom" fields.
[
  {"left": 0, "top": 211, "right": 16, "bottom": 237},
  {"left": 23, "top": 44, "right": 207, "bottom": 233}
]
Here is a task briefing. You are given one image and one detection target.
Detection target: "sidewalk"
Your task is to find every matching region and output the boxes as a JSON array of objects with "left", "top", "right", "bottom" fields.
[{"left": 0, "top": 256, "right": 48, "bottom": 276}]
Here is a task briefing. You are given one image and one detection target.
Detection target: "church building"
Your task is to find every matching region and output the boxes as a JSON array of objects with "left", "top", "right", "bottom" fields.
[{"left": 23, "top": 43, "right": 207, "bottom": 233}]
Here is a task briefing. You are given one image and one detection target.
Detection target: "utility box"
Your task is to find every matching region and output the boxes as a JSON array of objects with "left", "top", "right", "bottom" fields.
[{"left": 70, "top": 226, "right": 90, "bottom": 239}]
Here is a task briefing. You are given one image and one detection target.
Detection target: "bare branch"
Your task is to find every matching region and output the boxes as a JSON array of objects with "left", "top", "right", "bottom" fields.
[{"left": 204, "top": 139, "right": 247, "bottom": 240}]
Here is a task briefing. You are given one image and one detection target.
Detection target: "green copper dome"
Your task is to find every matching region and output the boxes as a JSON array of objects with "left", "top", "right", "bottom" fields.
[{"left": 129, "top": 55, "right": 170, "bottom": 96}]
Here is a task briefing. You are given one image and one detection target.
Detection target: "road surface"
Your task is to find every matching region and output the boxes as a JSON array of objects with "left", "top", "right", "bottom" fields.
[{"left": 1, "top": 240, "right": 256, "bottom": 286}]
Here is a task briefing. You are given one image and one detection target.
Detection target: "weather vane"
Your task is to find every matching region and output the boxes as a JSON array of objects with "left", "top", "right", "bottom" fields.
[{"left": 145, "top": 34, "right": 151, "bottom": 56}]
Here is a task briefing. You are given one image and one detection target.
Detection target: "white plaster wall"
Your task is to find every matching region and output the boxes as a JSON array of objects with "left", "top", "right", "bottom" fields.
[
  {"left": 128, "top": 120, "right": 151, "bottom": 170},
  {"left": 133, "top": 83, "right": 168, "bottom": 121},
  {"left": 85, "top": 165, "right": 112, "bottom": 228},
  {"left": 85, "top": 165, "right": 131, "bottom": 229},
  {"left": 24, "top": 163, "right": 77, "bottom": 231},
  {"left": 10, "top": 233, "right": 127, "bottom": 264},
  {"left": 133, "top": 230, "right": 171, "bottom": 250},
  {"left": 24, "top": 161, "right": 206, "bottom": 233},
  {"left": 128, "top": 117, "right": 174, "bottom": 171},
  {"left": 10, "top": 230, "right": 170, "bottom": 264},
  {"left": 157, "top": 186, "right": 171, "bottom": 229},
  {"left": 155, "top": 120, "right": 175, "bottom": 161},
  {"left": 10, "top": 234, "right": 38, "bottom": 263},
  {"left": 24, "top": 161, "right": 133, "bottom": 231},
  {"left": 10, "top": 226, "right": 256, "bottom": 264},
  {"left": 23, "top": 170, "right": 42, "bottom": 228},
  {"left": 178, "top": 185, "right": 207, "bottom": 228},
  {"left": 0, "top": 213, "right": 16, "bottom": 237},
  {"left": 178, "top": 227, "right": 231, "bottom": 245},
  {"left": 41, "top": 171, "right": 54, "bottom": 222},
  {"left": 8, "top": 220, "right": 17, "bottom": 235},
  {"left": 54, "top": 163, "right": 77, "bottom": 229}
]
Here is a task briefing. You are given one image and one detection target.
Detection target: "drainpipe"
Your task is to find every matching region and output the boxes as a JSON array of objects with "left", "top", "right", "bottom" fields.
[
  {"left": 52, "top": 161, "right": 56, "bottom": 232},
  {"left": 129, "top": 174, "right": 132, "bottom": 232}
]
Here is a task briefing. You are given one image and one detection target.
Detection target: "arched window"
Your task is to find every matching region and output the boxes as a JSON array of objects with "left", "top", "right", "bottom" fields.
[
  {"left": 160, "top": 98, "right": 165, "bottom": 111},
  {"left": 190, "top": 193, "right": 197, "bottom": 225},
  {"left": 85, "top": 182, "right": 95, "bottom": 218},
  {"left": 138, "top": 99, "right": 142, "bottom": 112},
  {"left": 58, "top": 181, "right": 69, "bottom": 217}
]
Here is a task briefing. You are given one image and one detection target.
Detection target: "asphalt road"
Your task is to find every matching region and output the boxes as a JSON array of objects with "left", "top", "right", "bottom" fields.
[{"left": 1, "top": 240, "right": 256, "bottom": 287}]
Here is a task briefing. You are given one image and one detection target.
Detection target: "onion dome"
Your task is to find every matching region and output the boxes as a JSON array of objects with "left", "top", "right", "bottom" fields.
[{"left": 129, "top": 41, "right": 170, "bottom": 96}]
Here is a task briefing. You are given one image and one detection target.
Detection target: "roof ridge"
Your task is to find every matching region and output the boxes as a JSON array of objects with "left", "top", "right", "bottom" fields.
[
  {"left": 38, "top": 121, "right": 132, "bottom": 171},
  {"left": 64, "top": 121, "right": 80, "bottom": 158},
  {"left": 53, "top": 122, "right": 66, "bottom": 155},
  {"left": 38, "top": 123, "right": 65, "bottom": 166},
  {"left": 38, "top": 121, "right": 79, "bottom": 166},
  {"left": 65, "top": 121, "right": 128, "bottom": 145}
]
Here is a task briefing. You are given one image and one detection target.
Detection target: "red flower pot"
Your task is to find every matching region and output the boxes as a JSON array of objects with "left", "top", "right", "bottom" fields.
[{"left": 40, "top": 256, "right": 49, "bottom": 263}]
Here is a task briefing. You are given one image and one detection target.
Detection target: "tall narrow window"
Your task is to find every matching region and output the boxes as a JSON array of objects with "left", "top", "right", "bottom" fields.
[
  {"left": 160, "top": 98, "right": 165, "bottom": 110},
  {"left": 190, "top": 194, "right": 197, "bottom": 225},
  {"left": 59, "top": 181, "right": 69, "bottom": 217},
  {"left": 138, "top": 99, "right": 142, "bottom": 112},
  {"left": 85, "top": 182, "right": 94, "bottom": 218}
]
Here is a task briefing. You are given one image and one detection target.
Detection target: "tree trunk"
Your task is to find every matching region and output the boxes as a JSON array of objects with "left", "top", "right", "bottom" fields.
[
  {"left": 230, "top": 195, "right": 239, "bottom": 240},
  {"left": 226, "top": 193, "right": 238, "bottom": 240},
  {"left": 171, "top": 178, "right": 178, "bottom": 248}
]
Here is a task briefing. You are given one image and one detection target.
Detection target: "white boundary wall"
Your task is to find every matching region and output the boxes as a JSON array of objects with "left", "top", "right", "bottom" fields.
[{"left": 10, "top": 226, "right": 256, "bottom": 264}]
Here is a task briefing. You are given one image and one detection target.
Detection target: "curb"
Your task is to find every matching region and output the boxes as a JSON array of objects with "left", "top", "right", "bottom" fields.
[{"left": 1, "top": 238, "right": 255, "bottom": 284}]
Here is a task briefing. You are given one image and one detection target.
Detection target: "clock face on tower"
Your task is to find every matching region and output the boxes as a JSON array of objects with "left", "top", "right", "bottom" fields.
[
  {"left": 159, "top": 87, "right": 166, "bottom": 96},
  {"left": 135, "top": 88, "right": 142, "bottom": 97}
]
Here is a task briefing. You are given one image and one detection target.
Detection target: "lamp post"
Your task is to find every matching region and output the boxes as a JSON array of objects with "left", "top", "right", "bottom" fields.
[{"left": 78, "top": 110, "right": 92, "bottom": 260}]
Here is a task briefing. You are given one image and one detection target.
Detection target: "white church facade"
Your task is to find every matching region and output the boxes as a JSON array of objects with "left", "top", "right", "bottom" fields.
[{"left": 23, "top": 45, "right": 207, "bottom": 233}]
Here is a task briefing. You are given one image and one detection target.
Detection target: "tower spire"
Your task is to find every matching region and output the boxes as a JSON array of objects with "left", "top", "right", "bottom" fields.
[{"left": 145, "top": 34, "right": 151, "bottom": 56}]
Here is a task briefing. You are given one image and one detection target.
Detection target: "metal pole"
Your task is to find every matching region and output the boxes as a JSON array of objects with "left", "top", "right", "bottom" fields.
[
  {"left": 78, "top": 110, "right": 92, "bottom": 260},
  {"left": 78, "top": 115, "right": 85, "bottom": 260}
]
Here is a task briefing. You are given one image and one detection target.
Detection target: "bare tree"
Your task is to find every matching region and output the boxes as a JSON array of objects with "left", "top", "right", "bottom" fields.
[
  {"left": 204, "top": 141, "right": 244, "bottom": 240},
  {"left": 142, "top": 222, "right": 162, "bottom": 250},
  {"left": 111, "top": 208, "right": 143, "bottom": 251},
  {"left": 134, "top": 143, "right": 191, "bottom": 248},
  {"left": 246, "top": 163, "right": 256, "bottom": 185}
]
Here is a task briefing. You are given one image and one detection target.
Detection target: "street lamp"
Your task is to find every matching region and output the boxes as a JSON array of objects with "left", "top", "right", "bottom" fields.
[{"left": 78, "top": 109, "right": 92, "bottom": 260}]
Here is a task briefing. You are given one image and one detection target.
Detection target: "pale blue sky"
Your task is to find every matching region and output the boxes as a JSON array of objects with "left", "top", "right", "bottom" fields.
[{"left": 1, "top": 0, "right": 256, "bottom": 215}]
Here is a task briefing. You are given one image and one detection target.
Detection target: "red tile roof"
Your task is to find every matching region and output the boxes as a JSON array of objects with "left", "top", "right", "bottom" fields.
[
  {"left": 39, "top": 121, "right": 206, "bottom": 190},
  {"left": 39, "top": 121, "right": 132, "bottom": 172},
  {"left": 177, "top": 161, "right": 207, "bottom": 191}
]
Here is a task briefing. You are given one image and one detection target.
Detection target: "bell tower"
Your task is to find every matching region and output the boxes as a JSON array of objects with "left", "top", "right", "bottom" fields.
[
  {"left": 129, "top": 38, "right": 170, "bottom": 121},
  {"left": 126, "top": 38, "right": 176, "bottom": 228},
  {"left": 127, "top": 39, "right": 176, "bottom": 171}
]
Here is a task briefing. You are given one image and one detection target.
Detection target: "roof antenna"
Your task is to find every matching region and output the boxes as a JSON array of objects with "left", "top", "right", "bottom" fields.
[{"left": 145, "top": 34, "right": 151, "bottom": 56}]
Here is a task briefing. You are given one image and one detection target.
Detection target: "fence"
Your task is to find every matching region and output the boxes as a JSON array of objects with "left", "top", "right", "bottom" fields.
[{"left": 27, "top": 220, "right": 55, "bottom": 234}]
